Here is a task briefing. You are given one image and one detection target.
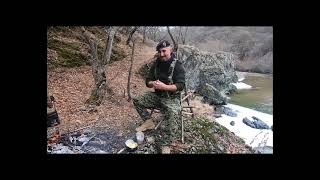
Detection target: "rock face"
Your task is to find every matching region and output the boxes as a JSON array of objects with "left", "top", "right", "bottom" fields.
[
  {"left": 177, "top": 45, "right": 238, "bottom": 105},
  {"left": 251, "top": 116, "right": 270, "bottom": 129}
]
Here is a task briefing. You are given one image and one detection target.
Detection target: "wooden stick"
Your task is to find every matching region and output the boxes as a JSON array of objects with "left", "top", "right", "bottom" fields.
[
  {"left": 182, "top": 112, "right": 194, "bottom": 115},
  {"left": 182, "top": 106, "right": 197, "bottom": 108},
  {"left": 127, "top": 38, "right": 135, "bottom": 102},
  {"left": 181, "top": 93, "right": 192, "bottom": 102},
  {"left": 184, "top": 89, "right": 195, "bottom": 118},
  {"left": 117, "top": 148, "right": 126, "bottom": 154},
  {"left": 181, "top": 114, "right": 184, "bottom": 143},
  {"left": 155, "top": 119, "right": 164, "bottom": 130},
  {"left": 148, "top": 109, "right": 155, "bottom": 118}
]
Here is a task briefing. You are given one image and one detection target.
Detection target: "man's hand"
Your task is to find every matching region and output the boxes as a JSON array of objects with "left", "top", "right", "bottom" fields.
[
  {"left": 147, "top": 81, "right": 155, "bottom": 88},
  {"left": 153, "top": 80, "right": 167, "bottom": 90},
  {"left": 153, "top": 80, "right": 177, "bottom": 92}
]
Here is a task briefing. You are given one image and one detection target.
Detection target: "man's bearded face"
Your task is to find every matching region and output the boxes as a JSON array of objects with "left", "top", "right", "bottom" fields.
[{"left": 158, "top": 47, "right": 172, "bottom": 61}]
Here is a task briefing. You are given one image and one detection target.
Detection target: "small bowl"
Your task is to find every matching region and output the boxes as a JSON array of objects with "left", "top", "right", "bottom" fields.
[{"left": 125, "top": 139, "right": 138, "bottom": 152}]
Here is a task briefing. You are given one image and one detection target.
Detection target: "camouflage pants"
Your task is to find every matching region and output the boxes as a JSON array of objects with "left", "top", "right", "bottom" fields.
[{"left": 133, "top": 92, "right": 181, "bottom": 144}]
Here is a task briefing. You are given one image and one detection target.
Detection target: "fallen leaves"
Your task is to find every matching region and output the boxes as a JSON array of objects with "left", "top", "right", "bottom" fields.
[{"left": 48, "top": 42, "right": 155, "bottom": 136}]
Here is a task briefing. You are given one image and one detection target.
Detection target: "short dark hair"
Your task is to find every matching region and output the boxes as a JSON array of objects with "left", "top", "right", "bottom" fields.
[{"left": 156, "top": 40, "right": 171, "bottom": 51}]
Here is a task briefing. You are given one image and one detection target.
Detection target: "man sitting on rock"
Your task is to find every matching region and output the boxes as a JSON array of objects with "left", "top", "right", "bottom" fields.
[{"left": 133, "top": 40, "right": 186, "bottom": 145}]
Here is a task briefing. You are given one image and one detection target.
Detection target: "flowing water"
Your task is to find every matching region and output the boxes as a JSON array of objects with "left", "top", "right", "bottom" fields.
[{"left": 229, "top": 72, "right": 273, "bottom": 115}]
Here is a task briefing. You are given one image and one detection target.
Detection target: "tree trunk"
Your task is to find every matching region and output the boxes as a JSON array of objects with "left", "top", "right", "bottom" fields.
[
  {"left": 153, "top": 30, "right": 156, "bottom": 40},
  {"left": 142, "top": 27, "right": 146, "bottom": 44},
  {"left": 90, "top": 60, "right": 107, "bottom": 105},
  {"left": 182, "top": 27, "right": 188, "bottom": 45},
  {"left": 177, "top": 26, "right": 182, "bottom": 44},
  {"left": 126, "top": 26, "right": 138, "bottom": 45},
  {"left": 127, "top": 38, "right": 135, "bottom": 101},
  {"left": 103, "top": 26, "right": 117, "bottom": 65},
  {"left": 81, "top": 27, "right": 109, "bottom": 106},
  {"left": 167, "top": 26, "right": 178, "bottom": 52},
  {"left": 153, "top": 27, "right": 158, "bottom": 41}
]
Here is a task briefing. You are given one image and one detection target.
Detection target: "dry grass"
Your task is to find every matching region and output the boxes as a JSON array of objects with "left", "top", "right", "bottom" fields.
[{"left": 183, "top": 96, "right": 215, "bottom": 121}]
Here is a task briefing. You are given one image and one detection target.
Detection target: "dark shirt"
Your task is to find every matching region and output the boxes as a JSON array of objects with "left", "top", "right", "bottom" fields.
[{"left": 145, "top": 54, "right": 186, "bottom": 96}]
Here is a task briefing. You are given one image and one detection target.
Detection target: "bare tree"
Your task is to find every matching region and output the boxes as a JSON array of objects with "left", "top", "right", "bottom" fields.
[
  {"left": 127, "top": 38, "right": 136, "bottom": 101},
  {"left": 174, "top": 26, "right": 188, "bottom": 45},
  {"left": 167, "top": 26, "right": 178, "bottom": 52},
  {"left": 146, "top": 27, "right": 160, "bottom": 41},
  {"left": 153, "top": 27, "right": 158, "bottom": 40},
  {"left": 126, "top": 26, "right": 139, "bottom": 45},
  {"left": 142, "top": 27, "right": 147, "bottom": 44},
  {"left": 177, "top": 27, "right": 182, "bottom": 44},
  {"left": 81, "top": 26, "right": 118, "bottom": 106},
  {"left": 103, "top": 27, "right": 117, "bottom": 65},
  {"left": 182, "top": 27, "right": 188, "bottom": 45}
]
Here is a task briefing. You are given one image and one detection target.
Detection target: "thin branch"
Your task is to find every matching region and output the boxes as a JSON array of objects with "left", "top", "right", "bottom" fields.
[
  {"left": 81, "top": 27, "right": 98, "bottom": 62},
  {"left": 127, "top": 38, "right": 135, "bottom": 101},
  {"left": 126, "top": 26, "right": 139, "bottom": 45},
  {"left": 181, "top": 93, "right": 193, "bottom": 102},
  {"left": 167, "top": 26, "right": 178, "bottom": 52},
  {"left": 183, "top": 27, "right": 188, "bottom": 44}
]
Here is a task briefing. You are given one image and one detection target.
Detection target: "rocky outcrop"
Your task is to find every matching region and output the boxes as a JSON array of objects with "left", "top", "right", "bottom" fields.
[{"left": 177, "top": 45, "right": 238, "bottom": 105}]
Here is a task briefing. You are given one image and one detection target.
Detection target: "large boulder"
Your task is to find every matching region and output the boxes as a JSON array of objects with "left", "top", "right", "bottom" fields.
[
  {"left": 177, "top": 45, "right": 238, "bottom": 105},
  {"left": 242, "top": 116, "right": 270, "bottom": 130},
  {"left": 139, "top": 45, "right": 238, "bottom": 105}
]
